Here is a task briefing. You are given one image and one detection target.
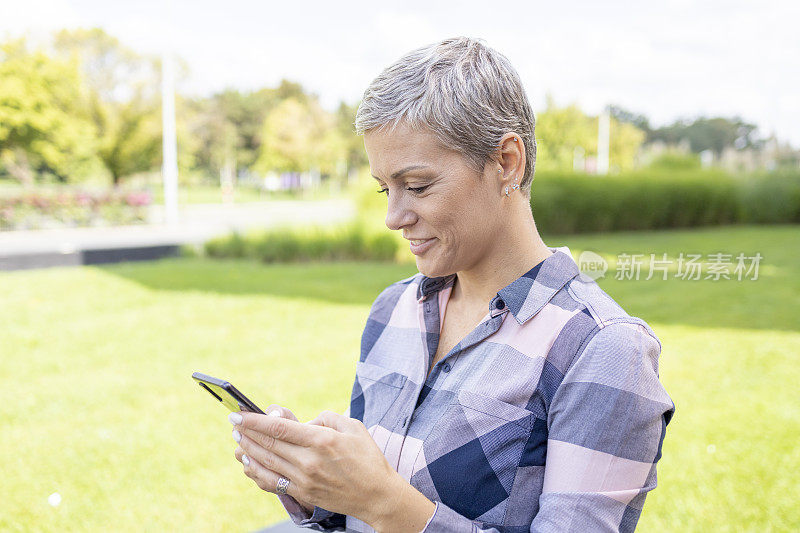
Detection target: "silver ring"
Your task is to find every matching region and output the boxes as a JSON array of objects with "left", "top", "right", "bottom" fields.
[{"left": 276, "top": 476, "right": 290, "bottom": 495}]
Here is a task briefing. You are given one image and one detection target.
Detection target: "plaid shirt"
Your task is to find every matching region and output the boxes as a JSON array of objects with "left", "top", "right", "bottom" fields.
[{"left": 279, "top": 246, "right": 675, "bottom": 532}]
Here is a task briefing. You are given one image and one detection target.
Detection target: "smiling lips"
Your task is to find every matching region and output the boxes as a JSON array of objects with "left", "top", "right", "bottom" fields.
[{"left": 408, "top": 237, "right": 435, "bottom": 255}]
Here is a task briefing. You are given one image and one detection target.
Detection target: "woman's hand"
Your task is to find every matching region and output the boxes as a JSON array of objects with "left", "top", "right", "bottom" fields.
[
  {"left": 231, "top": 404, "right": 314, "bottom": 514},
  {"left": 230, "top": 407, "right": 402, "bottom": 526}
]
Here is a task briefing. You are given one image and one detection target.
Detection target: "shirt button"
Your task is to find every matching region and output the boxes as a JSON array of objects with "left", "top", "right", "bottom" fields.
[
  {"left": 495, "top": 299, "right": 505, "bottom": 310},
  {"left": 442, "top": 363, "right": 451, "bottom": 373}
]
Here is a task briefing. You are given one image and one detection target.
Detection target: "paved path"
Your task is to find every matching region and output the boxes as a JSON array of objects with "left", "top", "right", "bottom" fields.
[{"left": 0, "top": 198, "right": 355, "bottom": 270}]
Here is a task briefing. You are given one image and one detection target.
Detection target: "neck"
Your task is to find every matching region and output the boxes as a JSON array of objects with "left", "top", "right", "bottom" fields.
[{"left": 452, "top": 201, "right": 552, "bottom": 308}]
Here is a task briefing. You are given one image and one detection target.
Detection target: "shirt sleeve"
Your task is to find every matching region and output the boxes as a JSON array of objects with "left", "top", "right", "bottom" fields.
[
  {"left": 419, "top": 320, "right": 675, "bottom": 533},
  {"left": 530, "top": 320, "right": 675, "bottom": 532},
  {"left": 277, "top": 494, "right": 346, "bottom": 531}
]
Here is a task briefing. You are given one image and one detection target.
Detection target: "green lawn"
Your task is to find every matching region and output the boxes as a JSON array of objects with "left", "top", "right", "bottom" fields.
[{"left": 1, "top": 224, "right": 798, "bottom": 532}]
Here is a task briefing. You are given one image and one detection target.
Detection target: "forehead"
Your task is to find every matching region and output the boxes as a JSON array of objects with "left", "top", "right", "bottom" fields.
[{"left": 364, "top": 123, "right": 455, "bottom": 177}]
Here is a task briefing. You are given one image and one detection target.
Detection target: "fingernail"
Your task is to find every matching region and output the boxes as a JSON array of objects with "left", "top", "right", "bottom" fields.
[
  {"left": 268, "top": 409, "right": 281, "bottom": 417},
  {"left": 242, "top": 454, "right": 250, "bottom": 466},
  {"left": 232, "top": 429, "right": 241, "bottom": 443},
  {"left": 228, "top": 412, "right": 243, "bottom": 425}
]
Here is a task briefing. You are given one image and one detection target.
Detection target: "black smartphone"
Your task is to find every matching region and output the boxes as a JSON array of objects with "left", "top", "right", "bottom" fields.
[{"left": 192, "top": 372, "right": 265, "bottom": 414}]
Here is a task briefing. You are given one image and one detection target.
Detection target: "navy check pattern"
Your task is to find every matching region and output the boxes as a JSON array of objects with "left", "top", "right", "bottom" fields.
[{"left": 279, "top": 246, "right": 675, "bottom": 532}]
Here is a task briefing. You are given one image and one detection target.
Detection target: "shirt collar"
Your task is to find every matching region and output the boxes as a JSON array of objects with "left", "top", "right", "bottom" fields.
[{"left": 416, "top": 246, "right": 580, "bottom": 325}]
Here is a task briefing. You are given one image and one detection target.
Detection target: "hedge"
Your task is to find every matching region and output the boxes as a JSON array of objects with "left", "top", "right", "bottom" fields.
[
  {"left": 531, "top": 169, "right": 800, "bottom": 234},
  {"left": 203, "top": 222, "right": 399, "bottom": 263},
  {"left": 202, "top": 168, "right": 799, "bottom": 262},
  {"left": 0, "top": 190, "right": 151, "bottom": 231}
]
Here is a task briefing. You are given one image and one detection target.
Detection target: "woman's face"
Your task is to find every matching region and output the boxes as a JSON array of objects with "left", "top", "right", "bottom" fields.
[{"left": 364, "top": 122, "right": 504, "bottom": 278}]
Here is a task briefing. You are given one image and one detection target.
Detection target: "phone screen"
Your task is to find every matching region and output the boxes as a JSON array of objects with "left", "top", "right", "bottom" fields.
[{"left": 192, "top": 372, "right": 265, "bottom": 414}]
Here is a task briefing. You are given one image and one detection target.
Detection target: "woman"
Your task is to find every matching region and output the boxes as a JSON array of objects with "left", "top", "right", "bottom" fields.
[{"left": 229, "top": 36, "right": 675, "bottom": 532}]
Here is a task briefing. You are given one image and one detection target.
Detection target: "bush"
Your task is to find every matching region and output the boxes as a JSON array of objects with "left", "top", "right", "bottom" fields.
[
  {"left": 531, "top": 169, "right": 798, "bottom": 235},
  {"left": 647, "top": 152, "right": 702, "bottom": 171},
  {"left": 737, "top": 169, "right": 800, "bottom": 224},
  {"left": 0, "top": 189, "right": 151, "bottom": 230},
  {"left": 201, "top": 167, "right": 799, "bottom": 263},
  {"left": 202, "top": 222, "right": 399, "bottom": 263}
]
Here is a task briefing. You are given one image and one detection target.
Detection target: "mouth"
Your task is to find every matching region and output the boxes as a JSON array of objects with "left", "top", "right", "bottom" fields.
[{"left": 408, "top": 237, "right": 435, "bottom": 255}]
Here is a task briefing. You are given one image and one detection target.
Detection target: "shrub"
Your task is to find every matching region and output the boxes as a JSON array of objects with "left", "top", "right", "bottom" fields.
[
  {"left": 531, "top": 169, "right": 797, "bottom": 235},
  {"left": 737, "top": 169, "right": 800, "bottom": 224},
  {"left": 647, "top": 152, "right": 702, "bottom": 171},
  {"left": 202, "top": 222, "right": 399, "bottom": 263},
  {"left": 200, "top": 168, "right": 800, "bottom": 263},
  {"left": 0, "top": 189, "right": 151, "bottom": 230}
]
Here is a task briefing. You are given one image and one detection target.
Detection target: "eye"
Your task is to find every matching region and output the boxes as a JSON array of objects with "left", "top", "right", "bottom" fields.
[
  {"left": 407, "top": 186, "right": 428, "bottom": 194},
  {"left": 376, "top": 188, "right": 389, "bottom": 196}
]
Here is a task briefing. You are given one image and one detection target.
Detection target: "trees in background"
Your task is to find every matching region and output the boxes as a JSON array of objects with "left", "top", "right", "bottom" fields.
[
  {"left": 185, "top": 80, "right": 352, "bottom": 184},
  {"left": 611, "top": 105, "right": 763, "bottom": 157},
  {"left": 0, "top": 28, "right": 793, "bottom": 188},
  {"left": 254, "top": 96, "right": 345, "bottom": 176},
  {"left": 53, "top": 28, "right": 163, "bottom": 186},
  {"left": 535, "top": 96, "right": 645, "bottom": 172},
  {"left": 0, "top": 39, "right": 98, "bottom": 185}
]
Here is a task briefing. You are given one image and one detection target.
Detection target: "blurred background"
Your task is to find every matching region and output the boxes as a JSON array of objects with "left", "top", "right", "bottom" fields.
[{"left": 1, "top": 1, "right": 797, "bottom": 532}]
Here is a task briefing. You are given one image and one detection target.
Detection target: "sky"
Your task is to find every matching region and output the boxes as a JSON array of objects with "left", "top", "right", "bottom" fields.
[{"left": 2, "top": 0, "right": 799, "bottom": 146}]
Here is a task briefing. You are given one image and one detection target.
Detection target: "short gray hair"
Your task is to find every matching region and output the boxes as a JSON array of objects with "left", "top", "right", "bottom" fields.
[{"left": 355, "top": 36, "right": 537, "bottom": 194}]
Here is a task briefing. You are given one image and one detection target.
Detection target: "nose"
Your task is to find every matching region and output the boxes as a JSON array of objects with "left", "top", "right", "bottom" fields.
[{"left": 385, "top": 191, "right": 417, "bottom": 231}]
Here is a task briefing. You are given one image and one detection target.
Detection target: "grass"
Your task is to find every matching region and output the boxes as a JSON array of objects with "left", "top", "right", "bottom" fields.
[{"left": 0, "top": 224, "right": 798, "bottom": 532}]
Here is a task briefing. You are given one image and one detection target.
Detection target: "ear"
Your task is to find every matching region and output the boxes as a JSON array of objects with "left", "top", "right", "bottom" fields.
[{"left": 491, "top": 133, "right": 526, "bottom": 194}]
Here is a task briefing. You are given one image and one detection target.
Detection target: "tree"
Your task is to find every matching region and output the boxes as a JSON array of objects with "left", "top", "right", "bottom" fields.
[
  {"left": 335, "top": 100, "right": 368, "bottom": 177},
  {"left": 648, "top": 116, "right": 761, "bottom": 156},
  {"left": 0, "top": 39, "right": 98, "bottom": 185},
  {"left": 535, "top": 96, "right": 645, "bottom": 173},
  {"left": 254, "top": 96, "right": 345, "bottom": 175},
  {"left": 535, "top": 96, "right": 596, "bottom": 171},
  {"left": 609, "top": 105, "right": 652, "bottom": 134},
  {"left": 53, "top": 28, "right": 162, "bottom": 185},
  {"left": 184, "top": 88, "right": 277, "bottom": 179}
]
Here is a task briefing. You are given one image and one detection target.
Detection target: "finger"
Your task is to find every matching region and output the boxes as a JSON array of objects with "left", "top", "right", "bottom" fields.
[
  {"left": 237, "top": 422, "right": 307, "bottom": 462},
  {"left": 242, "top": 452, "right": 299, "bottom": 499},
  {"left": 238, "top": 428, "right": 308, "bottom": 462},
  {"left": 235, "top": 446, "right": 297, "bottom": 496},
  {"left": 238, "top": 431, "right": 302, "bottom": 482},
  {"left": 307, "top": 410, "right": 355, "bottom": 432},
  {"left": 236, "top": 411, "right": 318, "bottom": 447},
  {"left": 263, "top": 404, "right": 299, "bottom": 422}
]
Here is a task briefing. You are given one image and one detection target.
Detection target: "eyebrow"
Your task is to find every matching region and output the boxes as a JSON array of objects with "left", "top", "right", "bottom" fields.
[{"left": 371, "top": 165, "right": 429, "bottom": 182}]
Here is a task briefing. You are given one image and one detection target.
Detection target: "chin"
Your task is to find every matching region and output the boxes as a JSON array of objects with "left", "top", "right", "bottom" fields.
[{"left": 416, "top": 258, "right": 455, "bottom": 279}]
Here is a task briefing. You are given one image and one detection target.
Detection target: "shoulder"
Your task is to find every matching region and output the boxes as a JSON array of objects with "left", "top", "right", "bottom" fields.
[
  {"left": 567, "top": 274, "right": 657, "bottom": 338},
  {"left": 550, "top": 281, "right": 672, "bottom": 424},
  {"left": 554, "top": 271, "right": 662, "bottom": 355},
  {"left": 536, "top": 269, "right": 666, "bottom": 406}
]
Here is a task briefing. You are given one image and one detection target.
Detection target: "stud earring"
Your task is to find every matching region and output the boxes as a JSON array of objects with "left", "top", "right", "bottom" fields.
[{"left": 505, "top": 186, "right": 510, "bottom": 196}]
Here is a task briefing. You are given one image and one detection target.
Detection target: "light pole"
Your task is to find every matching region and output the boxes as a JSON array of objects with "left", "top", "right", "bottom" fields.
[{"left": 161, "top": 3, "right": 179, "bottom": 225}]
